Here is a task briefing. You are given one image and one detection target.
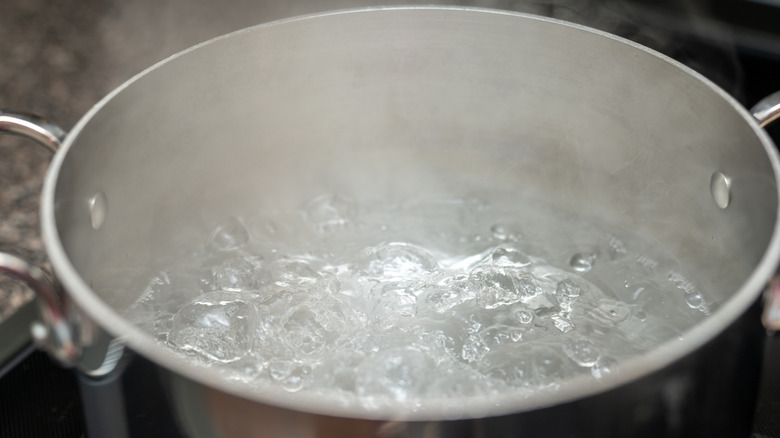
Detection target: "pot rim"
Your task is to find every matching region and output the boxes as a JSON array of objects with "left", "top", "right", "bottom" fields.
[{"left": 39, "top": 5, "right": 780, "bottom": 421}]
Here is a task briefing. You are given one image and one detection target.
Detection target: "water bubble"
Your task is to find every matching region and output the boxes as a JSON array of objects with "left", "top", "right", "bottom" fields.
[
  {"left": 269, "top": 360, "right": 313, "bottom": 392},
  {"left": 129, "top": 270, "right": 188, "bottom": 319},
  {"left": 355, "top": 347, "right": 434, "bottom": 401},
  {"left": 513, "top": 272, "right": 543, "bottom": 300},
  {"left": 281, "top": 306, "right": 328, "bottom": 355},
  {"left": 303, "top": 194, "right": 356, "bottom": 232},
  {"left": 533, "top": 347, "right": 572, "bottom": 382},
  {"left": 280, "top": 299, "right": 351, "bottom": 355},
  {"left": 478, "top": 325, "right": 514, "bottom": 349},
  {"left": 630, "top": 287, "right": 647, "bottom": 302},
  {"left": 551, "top": 315, "right": 574, "bottom": 333},
  {"left": 607, "top": 235, "right": 627, "bottom": 260},
  {"left": 523, "top": 289, "right": 562, "bottom": 317},
  {"left": 636, "top": 255, "right": 658, "bottom": 273},
  {"left": 515, "top": 310, "right": 533, "bottom": 324},
  {"left": 569, "top": 252, "right": 597, "bottom": 272},
  {"left": 222, "top": 357, "right": 264, "bottom": 383},
  {"left": 269, "top": 360, "right": 295, "bottom": 381},
  {"left": 258, "top": 287, "right": 309, "bottom": 319},
  {"left": 471, "top": 266, "right": 541, "bottom": 309},
  {"left": 490, "top": 246, "right": 532, "bottom": 267},
  {"left": 555, "top": 279, "right": 582, "bottom": 298},
  {"left": 209, "top": 217, "right": 249, "bottom": 252},
  {"left": 684, "top": 290, "right": 703, "bottom": 308},
  {"left": 461, "top": 335, "right": 490, "bottom": 363},
  {"left": 590, "top": 300, "right": 631, "bottom": 327},
  {"left": 358, "top": 242, "right": 439, "bottom": 281},
  {"left": 420, "top": 285, "right": 469, "bottom": 313},
  {"left": 667, "top": 271, "right": 697, "bottom": 293},
  {"left": 269, "top": 259, "right": 327, "bottom": 288},
  {"left": 491, "top": 224, "right": 508, "bottom": 240},
  {"left": 169, "top": 291, "right": 256, "bottom": 363},
  {"left": 590, "top": 356, "right": 619, "bottom": 379},
  {"left": 534, "top": 324, "right": 550, "bottom": 333},
  {"left": 315, "top": 351, "right": 364, "bottom": 393},
  {"left": 211, "top": 255, "right": 268, "bottom": 291},
  {"left": 563, "top": 339, "right": 601, "bottom": 367},
  {"left": 252, "top": 304, "right": 289, "bottom": 359},
  {"left": 369, "top": 282, "right": 419, "bottom": 330},
  {"left": 465, "top": 315, "right": 484, "bottom": 335}
]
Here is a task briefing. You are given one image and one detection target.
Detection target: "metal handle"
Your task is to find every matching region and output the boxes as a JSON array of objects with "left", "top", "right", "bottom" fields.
[
  {"left": 0, "top": 110, "right": 82, "bottom": 365},
  {"left": 764, "top": 277, "right": 780, "bottom": 332},
  {"left": 750, "top": 91, "right": 780, "bottom": 129},
  {"left": 0, "top": 110, "right": 67, "bottom": 152},
  {"left": 0, "top": 110, "right": 125, "bottom": 374},
  {"left": 0, "top": 253, "right": 81, "bottom": 365},
  {"left": 752, "top": 92, "right": 780, "bottom": 332}
]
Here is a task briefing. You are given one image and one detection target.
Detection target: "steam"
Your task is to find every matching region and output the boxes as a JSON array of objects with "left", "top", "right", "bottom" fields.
[
  {"left": 478, "top": 0, "right": 742, "bottom": 96},
  {"left": 96, "top": 0, "right": 741, "bottom": 97}
]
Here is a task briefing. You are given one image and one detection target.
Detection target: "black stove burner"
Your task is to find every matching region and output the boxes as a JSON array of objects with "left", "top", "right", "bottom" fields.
[{"left": 754, "top": 337, "right": 780, "bottom": 438}]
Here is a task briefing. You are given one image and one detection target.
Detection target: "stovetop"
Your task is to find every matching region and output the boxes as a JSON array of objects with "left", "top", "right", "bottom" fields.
[{"left": 755, "top": 336, "right": 780, "bottom": 438}]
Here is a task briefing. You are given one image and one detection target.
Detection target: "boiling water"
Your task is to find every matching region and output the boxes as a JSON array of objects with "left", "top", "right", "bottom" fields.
[{"left": 123, "top": 195, "right": 710, "bottom": 407}]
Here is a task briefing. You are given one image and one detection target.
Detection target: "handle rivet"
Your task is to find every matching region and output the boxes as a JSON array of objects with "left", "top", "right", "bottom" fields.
[
  {"left": 710, "top": 171, "right": 731, "bottom": 209},
  {"left": 89, "top": 192, "right": 108, "bottom": 230}
]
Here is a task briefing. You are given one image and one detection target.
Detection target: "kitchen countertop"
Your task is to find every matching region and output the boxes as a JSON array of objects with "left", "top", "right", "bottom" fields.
[{"left": 0, "top": 0, "right": 110, "bottom": 319}]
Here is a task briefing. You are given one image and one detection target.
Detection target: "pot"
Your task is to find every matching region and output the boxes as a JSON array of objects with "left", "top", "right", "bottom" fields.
[{"left": 2, "top": 6, "right": 780, "bottom": 437}]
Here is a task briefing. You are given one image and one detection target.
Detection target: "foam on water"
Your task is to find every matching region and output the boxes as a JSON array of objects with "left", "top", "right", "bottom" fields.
[{"left": 122, "top": 195, "right": 712, "bottom": 407}]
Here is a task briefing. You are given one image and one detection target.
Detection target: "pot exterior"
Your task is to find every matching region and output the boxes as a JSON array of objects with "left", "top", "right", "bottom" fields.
[
  {"left": 80, "top": 299, "right": 763, "bottom": 438},
  {"left": 472, "top": 299, "right": 765, "bottom": 438}
]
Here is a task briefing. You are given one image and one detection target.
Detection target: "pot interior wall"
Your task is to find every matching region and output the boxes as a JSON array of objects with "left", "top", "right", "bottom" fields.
[{"left": 52, "top": 9, "right": 776, "bottom": 324}]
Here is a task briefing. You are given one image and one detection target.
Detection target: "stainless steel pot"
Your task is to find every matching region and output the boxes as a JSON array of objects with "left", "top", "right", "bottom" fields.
[{"left": 3, "top": 7, "right": 780, "bottom": 437}]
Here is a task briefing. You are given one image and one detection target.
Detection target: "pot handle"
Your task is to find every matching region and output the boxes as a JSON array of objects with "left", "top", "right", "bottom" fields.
[
  {"left": 751, "top": 91, "right": 780, "bottom": 128},
  {"left": 764, "top": 277, "right": 780, "bottom": 332},
  {"left": 750, "top": 93, "right": 780, "bottom": 332},
  {"left": 0, "top": 110, "right": 121, "bottom": 371},
  {"left": 0, "top": 110, "right": 66, "bottom": 152},
  {"left": 0, "top": 253, "right": 81, "bottom": 365}
]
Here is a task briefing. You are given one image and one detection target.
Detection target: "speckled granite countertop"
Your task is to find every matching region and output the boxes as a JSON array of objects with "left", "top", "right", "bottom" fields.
[{"left": 0, "top": 0, "right": 110, "bottom": 319}]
